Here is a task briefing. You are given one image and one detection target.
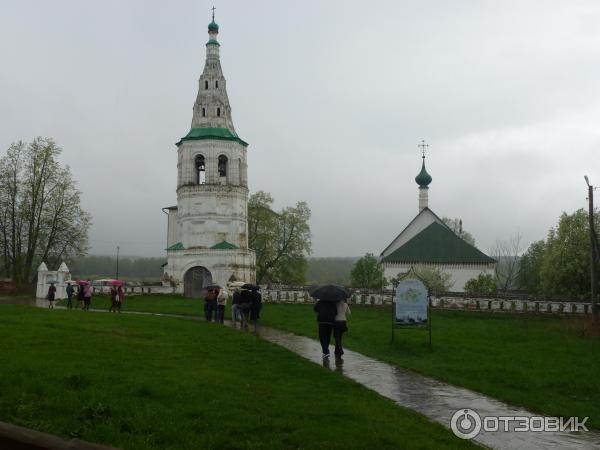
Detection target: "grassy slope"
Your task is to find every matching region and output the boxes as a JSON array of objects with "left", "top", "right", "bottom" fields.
[
  {"left": 0, "top": 305, "right": 474, "bottom": 450},
  {"left": 57, "top": 295, "right": 600, "bottom": 427}
]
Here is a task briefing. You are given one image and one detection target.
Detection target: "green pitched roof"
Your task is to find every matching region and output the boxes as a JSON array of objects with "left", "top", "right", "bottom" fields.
[
  {"left": 176, "top": 128, "right": 248, "bottom": 146},
  {"left": 210, "top": 240, "right": 239, "bottom": 250},
  {"left": 166, "top": 242, "right": 184, "bottom": 251},
  {"left": 381, "top": 222, "right": 495, "bottom": 264}
]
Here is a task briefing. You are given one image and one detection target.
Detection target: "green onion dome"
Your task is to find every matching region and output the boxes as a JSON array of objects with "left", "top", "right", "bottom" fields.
[
  {"left": 208, "top": 20, "right": 219, "bottom": 32},
  {"left": 415, "top": 161, "right": 432, "bottom": 187}
]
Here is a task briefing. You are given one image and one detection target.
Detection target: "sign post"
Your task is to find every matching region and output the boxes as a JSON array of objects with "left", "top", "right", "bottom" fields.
[{"left": 391, "top": 277, "right": 431, "bottom": 348}]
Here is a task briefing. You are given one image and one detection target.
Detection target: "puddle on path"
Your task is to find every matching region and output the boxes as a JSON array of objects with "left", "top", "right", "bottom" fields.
[{"left": 27, "top": 304, "right": 600, "bottom": 449}]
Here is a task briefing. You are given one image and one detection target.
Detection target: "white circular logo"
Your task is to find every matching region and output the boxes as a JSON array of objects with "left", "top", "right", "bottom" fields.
[{"left": 450, "top": 409, "right": 482, "bottom": 439}]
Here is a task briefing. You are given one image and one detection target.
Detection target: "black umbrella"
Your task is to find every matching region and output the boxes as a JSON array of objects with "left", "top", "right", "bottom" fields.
[
  {"left": 241, "top": 283, "right": 260, "bottom": 291},
  {"left": 309, "top": 284, "right": 351, "bottom": 302}
]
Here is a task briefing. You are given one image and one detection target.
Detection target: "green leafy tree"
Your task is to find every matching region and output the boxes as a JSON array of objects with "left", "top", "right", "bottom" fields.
[
  {"left": 350, "top": 253, "right": 385, "bottom": 289},
  {"left": 464, "top": 273, "right": 497, "bottom": 295},
  {"left": 0, "top": 138, "right": 91, "bottom": 284},
  {"left": 518, "top": 240, "right": 546, "bottom": 293},
  {"left": 539, "top": 209, "right": 599, "bottom": 297},
  {"left": 518, "top": 209, "right": 600, "bottom": 297},
  {"left": 248, "top": 191, "right": 311, "bottom": 284}
]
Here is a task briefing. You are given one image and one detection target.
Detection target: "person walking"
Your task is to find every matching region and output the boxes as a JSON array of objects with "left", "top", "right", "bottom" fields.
[
  {"left": 239, "top": 288, "right": 253, "bottom": 330},
  {"left": 83, "top": 283, "right": 92, "bottom": 311},
  {"left": 204, "top": 288, "right": 218, "bottom": 321},
  {"left": 65, "top": 282, "right": 74, "bottom": 310},
  {"left": 333, "top": 299, "right": 351, "bottom": 357},
  {"left": 77, "top": 284, "right": 85, "bottom": 309},
  {"left": 313, "top": 300, "right": 338, "bottom": 358},
  {"left": 231, "top": 288, "right": 242, "bottom": 326},
  {"left": 117, "top": 285, "right": 125, "bottom": 313},
  {"left": 47, "top": 283, "right": 56, "bottom": 309},
  {"left": 216, "top": 288, "right": 228, "bottom": 324},
  {"left": 109, "top": 286, "right": 118, "bottom": 313},
  {"left": 249, "top": 288, "right": 262, "bottom": 333}
]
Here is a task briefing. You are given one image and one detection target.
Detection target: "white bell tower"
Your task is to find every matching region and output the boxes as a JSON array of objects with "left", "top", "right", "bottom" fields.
[{"left": 163, "top": 12, "right": 256, "bottom": 297}]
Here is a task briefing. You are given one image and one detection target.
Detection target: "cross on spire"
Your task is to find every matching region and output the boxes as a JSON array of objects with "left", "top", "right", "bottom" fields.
[
  {"left": 418, "top": 139, "right": 429, "bottom": 159},
  {"left": 211, "top": 6, "right": 216, "bottom": 21}
]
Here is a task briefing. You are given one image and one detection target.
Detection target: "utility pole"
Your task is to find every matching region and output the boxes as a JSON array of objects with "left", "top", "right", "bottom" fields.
[
  {"left": 584, "top": 176, "right": 599, "bottom": 325},
  {"left": 116, "top": 246, "right": 120, "bottom": 280}
]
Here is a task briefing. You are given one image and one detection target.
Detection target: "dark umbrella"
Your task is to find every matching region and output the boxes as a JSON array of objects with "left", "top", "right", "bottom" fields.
[
  {"left": 241, "top": 283, "right": 260, "bottom": 291},
  {"left": 309, "top": 284, "right": 351, "bottom": 302}
]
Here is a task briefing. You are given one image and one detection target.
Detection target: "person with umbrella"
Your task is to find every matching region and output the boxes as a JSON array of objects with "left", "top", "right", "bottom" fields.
[
  {"left": 333, "top": 298, "right": 351, "bottom": 357},
  {"left": 310, "top": 285, "right": 349, "bottom": 358}
]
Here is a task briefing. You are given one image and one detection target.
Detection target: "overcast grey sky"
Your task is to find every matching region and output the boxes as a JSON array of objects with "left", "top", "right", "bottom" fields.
[{"left": 2, "top": 1, "right": 599, "bottom": 258}]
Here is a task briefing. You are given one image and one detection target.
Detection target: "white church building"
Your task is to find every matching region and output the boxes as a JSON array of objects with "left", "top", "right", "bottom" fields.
[
  {"left": 380, "top": 150, "right": 495, "bottom": 292},
  {"left": 162, "top": 16, "right": 255, "bottom": 297}
]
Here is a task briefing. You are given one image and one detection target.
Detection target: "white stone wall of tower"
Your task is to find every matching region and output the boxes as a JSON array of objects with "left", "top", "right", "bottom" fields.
[
  {"left": 418, "top": 187, "right": 429, "bottom": 211},
  {"left": 166, "top": 210, "right": 178, "bottom": 247},
  {"left": 177, "top": 140, "right": 247, "bottom": 187}
]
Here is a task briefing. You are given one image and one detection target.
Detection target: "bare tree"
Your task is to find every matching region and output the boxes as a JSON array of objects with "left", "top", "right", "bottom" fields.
[
  {"left": 0, "top": 138, "right": 91, "bottom": 285},
  {"left": 442, "top": 217, "right": 476, "bottom": 246},
  {"left": 490, "top": 231, "right": 524, "bottom": 292}
]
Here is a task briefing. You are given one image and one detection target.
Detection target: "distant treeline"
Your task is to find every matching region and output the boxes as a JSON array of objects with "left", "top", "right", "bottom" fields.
[
  {"left": 69, "top": 256, "right": 165, "bottom": 281},
  {"left": 68, "top": 255, "right": 358, "bottom": 284},
  {"left": 306, "top": 257, "right": 357, "bottom": 285}
]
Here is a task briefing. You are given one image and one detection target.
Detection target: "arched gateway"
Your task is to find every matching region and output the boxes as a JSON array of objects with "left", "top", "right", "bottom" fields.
[{"left": 183, "top": 266, "right": 212, "bottom": 298}]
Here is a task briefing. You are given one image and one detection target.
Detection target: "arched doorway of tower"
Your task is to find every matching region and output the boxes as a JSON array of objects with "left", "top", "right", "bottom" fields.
[{"left": 183, "top": 266, "right": 213, "bottom": 298}]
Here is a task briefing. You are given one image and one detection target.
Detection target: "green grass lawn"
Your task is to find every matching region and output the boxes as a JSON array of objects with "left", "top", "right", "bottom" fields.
[
  {"left": 58, "top": 294, "right": 202, "bottom": 316},
  {"left": 0, "top": 304, "right": 474, "bottom": 450},
  {"left": 57, "top": 294, "right": 600, "bottom": 427},
  {"left": 58, "top": 294, "right": 600, "bottom": 429}
]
